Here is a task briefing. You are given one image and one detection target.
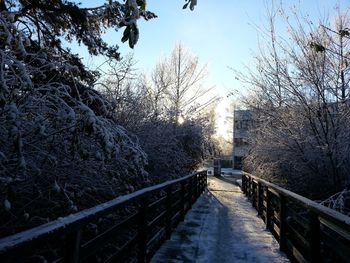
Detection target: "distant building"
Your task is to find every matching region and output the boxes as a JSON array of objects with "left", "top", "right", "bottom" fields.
[{"left": 232, "top": 110, "right": 254, "bottom": 169}]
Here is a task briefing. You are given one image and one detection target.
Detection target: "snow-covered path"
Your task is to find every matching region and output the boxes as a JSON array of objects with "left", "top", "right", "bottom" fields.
[{"left": 151, "top": 176, "right": 290, "bottom": 263}]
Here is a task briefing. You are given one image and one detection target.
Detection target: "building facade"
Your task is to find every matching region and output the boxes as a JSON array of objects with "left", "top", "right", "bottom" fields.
[{"left": 232, "top": 110, "right": 254, "bottom": 169}]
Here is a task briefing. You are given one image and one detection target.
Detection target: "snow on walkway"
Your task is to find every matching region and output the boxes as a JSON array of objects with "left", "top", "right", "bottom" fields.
[{"left": 151, "top": 176, "right": 290, "bottom": 263}]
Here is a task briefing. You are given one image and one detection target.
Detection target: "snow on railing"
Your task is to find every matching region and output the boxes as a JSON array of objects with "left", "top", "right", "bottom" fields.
[{"left": 0, "top": 170, "right": 207, "bottom": 262}]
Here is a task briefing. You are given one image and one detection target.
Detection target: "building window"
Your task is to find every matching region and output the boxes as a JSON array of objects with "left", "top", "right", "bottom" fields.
[
  {"left": 234, "top": 120, "right": 251, "bottom": 130},
  {"left": 234, "top": 138, "right": 248, "bottom": 147},
  {"left": 234, "top": 156, "right": 243, "bottom": 169}
]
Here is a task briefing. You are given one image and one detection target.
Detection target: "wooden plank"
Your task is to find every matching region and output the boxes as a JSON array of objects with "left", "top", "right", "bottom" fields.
[
  {"left": 63, "top": 228, "right": 82, "bottom": 263},
  {"left": 286, "top": 239, "right": 308, "bottom": 263},
  {"left": 81, "top": 212, "right": 139, "bottom": 258},
  {"left": 242, "top": 175, "right": 246, "bottom": 194},
  {"left": 148, "top": 196, "right": 166, "bottom": 210},
  {"left": 286, "top": 226, "right": 309, "bottom": 251},
  {"left": 171, "top": 199, "right": 181, "bottom": 210},
  {"left": 274, "top": 211, "right": 280, "bottom": 223},
  {"left": 273, "top": 222, "right": 280, "bottom": 237},
  {"left": 320, "top": 217, "right": 350, "bottom": 241},
  {"left": 147, "top": 228, "right": 166, "bottom": 249},
  {"left": 137, "top": 197, "right": 149, "bottom": 263},
  {"left": 287, "top": 208, "right": 309, "bottom": 231},
  {"left": 104, "top": 234, "right": 138, "bottom": 263},
  {"left": 279, "top": 194, "right": 287, "bottom": 252},
  {"left": 172, "top": 188, "right": 181, "bottom": 196},
  {"left": 269, "top": 188, "right": 279, "bottom": 197},
  {"left": 147, "top": 211, "right": 166, "bottom": 229},
  {"left": 266, "top": 189, "right": 272, "bottom": 230},
  {"left": 257, "top": 182, "right": 263, "bottom": 216},
  {"left": 308, "top": 211, "right": 320, "bottom": 263},
  {"left": 252, "top": 182, "right": 257, "bottom": 209},
  {"left": 165, "top": 186, "right": 173, "bottom": 239},
  {"left": 180, "top": 182, "right": 185, "bottom": 221},
  {"left": 171, "top": 211, "right": 181, "bottom": 227},
  {"left": 321, "top": 228, "right": 350, "bottom": 261}
]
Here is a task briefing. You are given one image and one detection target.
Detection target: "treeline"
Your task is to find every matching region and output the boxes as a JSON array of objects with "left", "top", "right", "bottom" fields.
[
  {"left": 239, "top": 6, "right": 350, "bottom": 202},
  {"left": 0, "top": 1, "right": 217, "bottom": 237},
  {"left": 97, "top": 45, "right": 218, "bottom": 183}
]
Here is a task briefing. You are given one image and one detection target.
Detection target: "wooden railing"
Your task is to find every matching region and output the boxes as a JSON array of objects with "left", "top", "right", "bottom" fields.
[
  {"left": 0, "top": 171, "right": 207, "bottom": 263},
  {"left": 242, "top": 172, "right": 350, "bottom": 263}
]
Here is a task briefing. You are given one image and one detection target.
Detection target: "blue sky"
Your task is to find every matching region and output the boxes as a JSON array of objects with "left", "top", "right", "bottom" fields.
[
  {"left": 78, "top": 1, "right": 349, "bottom": 96},
  {"left": 76, "top": 0, "right": 349, "bottom": 137}
]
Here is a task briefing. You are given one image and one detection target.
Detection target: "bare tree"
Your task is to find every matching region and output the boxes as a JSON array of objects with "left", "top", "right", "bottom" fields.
[
  {"left": 237, "top": 6, "right": 350, "bottom": 199},
  {"left": 97, "top": 43, "right": 219, "bottom": 181},
  {"left": 151, "top": 60, "right": 173, "bottom": 120},
  {"left": 155, "top": 43, "right": 216, "bottom": 124}
]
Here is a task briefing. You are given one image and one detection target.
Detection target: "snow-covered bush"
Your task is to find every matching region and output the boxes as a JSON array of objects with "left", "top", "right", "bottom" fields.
[
  {"left": 0, "top": 0, "right": 203, "bottom": 237},
  {"left": 0, "top": 5, "right": 148, "bottom": 236},
  {"left": 136, "top": 120, "right": 207, "bottom": 182},
  {"left": 97, "top": 47, "right": 218, "bottom": 182}
]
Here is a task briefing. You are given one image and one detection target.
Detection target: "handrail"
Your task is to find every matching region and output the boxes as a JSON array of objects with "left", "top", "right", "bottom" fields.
[
  {"left": 242, "top": 172, "right": 350, "bottom": 263},
  {"left": 242, "top": 172, "right": 350, "bottom": 228},
  {"left": 0, "top": 170, "right": 208, "bottom": 262}
]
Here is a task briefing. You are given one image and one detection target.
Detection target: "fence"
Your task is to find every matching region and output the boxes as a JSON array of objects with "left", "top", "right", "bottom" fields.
[
  {"left": 0, "top": 171, "right": 207, "bottom": 263},
  {"left": 242, "top": 172, "right": 350, "bottom": 263}
]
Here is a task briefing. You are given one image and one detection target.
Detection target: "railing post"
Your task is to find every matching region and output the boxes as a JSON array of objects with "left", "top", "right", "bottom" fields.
[
  {"left": 138, "top": 196, "right": 148, "bottom": 263},
  {"left": 180, "top": 182, "right": 185, "bottom": 221},
  {"left": 165, "top": 186, "right": 173, "bottom": 239},
  {"left": 250, "top": 177, "right": 253, "bottom": 199},
  {"left": 266, "top": 188, "right": 272, "bottom": 230},
  {"left": 248, "top": 177, "right": 252, "bottom": 199},
  {"left": 242, "top": 174, "right": 246, "bottom": 194},
  {"left": 257, "top": 182, "right": 263, "bottom": 216},
  {"left": 200, "top": 173, "right": 204, "bottom": 193},
  {"left": 64, "top": 228, "right": 82, "bottom": 263},
  {"left": 245, "top": 175, "right": 248, "bottom": 196},
  {"left": 279, "top": 194, "right": 287, "bottom": 252},
  {"left": 196, "top": 174, "right": 200, "bottom": 198},
  {"left": 309, "top": 210, "right": 321, "bottom": 263},
  {"left": 252, "top": 181, "right": 257, "bottom": 208},
  {"left": 193, "top": 175, "right": 197, "bottom": 199},
  {"left": 201, "top": 173, "right": 205, "bottom": 192},
  {"left": 189, "top": 177, "right": 193, "bottom": 208}
]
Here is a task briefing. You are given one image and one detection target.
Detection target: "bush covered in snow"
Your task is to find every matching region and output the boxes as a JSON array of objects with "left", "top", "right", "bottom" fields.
[
  {"left": 98, "top": 45, "right": 218, "bottom": 182},
  {"left": 0, "top": 1, "right": 152, "bottom": 237},
  {"left": 0, "top": 0, "right": 207, "bottom": 237}
]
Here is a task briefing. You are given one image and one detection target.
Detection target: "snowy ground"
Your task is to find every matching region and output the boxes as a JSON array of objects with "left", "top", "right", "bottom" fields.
[
  {"left": 206, "top": 168, "right": 242, "bottom": 187},
  {"left": 151, "top": 176, "right": 289, "bottom": 263},
  {"left": 206, "top": 167, "right": 242, "bottom": 177}
]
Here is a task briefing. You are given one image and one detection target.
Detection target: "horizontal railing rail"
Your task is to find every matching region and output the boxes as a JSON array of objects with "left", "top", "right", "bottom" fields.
[
  {"left": 0, "top": 170, "right": 207, "bottom": 263},
  {"left": 242, "top": 172, "right": 350, "bottom": 263}
]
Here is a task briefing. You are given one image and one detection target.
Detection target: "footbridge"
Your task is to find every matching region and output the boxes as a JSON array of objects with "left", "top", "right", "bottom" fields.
[{"left": 0, "top": 171, "right": 349, "bottom": 262}]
